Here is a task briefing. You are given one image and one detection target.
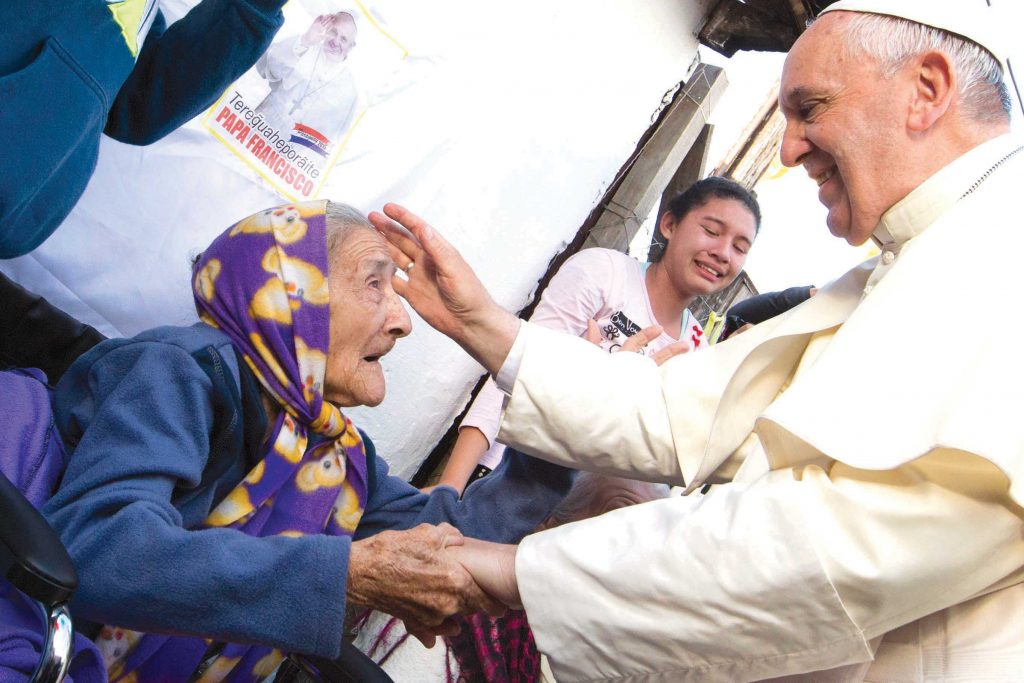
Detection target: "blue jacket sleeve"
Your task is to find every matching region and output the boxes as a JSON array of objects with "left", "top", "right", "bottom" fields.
[
  {"left": 356, "top": 435, "right": 575, "bottom": 542},
  {"left": 105, "top": 0, "right": 286, "bottom": 144},
  {"left": 46, "top": 339, "right": 348, "bottom": 658}
]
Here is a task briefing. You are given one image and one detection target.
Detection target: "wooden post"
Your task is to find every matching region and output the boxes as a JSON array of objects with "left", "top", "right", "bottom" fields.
[
  {"left": 582, "top": 63, "right": 728, "bottom": 252},
  {"left": 712, "top": 85, "right": 785, "bottom": 190},
  {"left": 647, "top": 123, "right": 714, "bottom": 261}
]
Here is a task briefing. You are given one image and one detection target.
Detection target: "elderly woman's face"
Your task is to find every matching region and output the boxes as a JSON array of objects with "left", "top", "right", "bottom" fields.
[{"left": 325, "top": 228, "right": 411, "bottom": 407}]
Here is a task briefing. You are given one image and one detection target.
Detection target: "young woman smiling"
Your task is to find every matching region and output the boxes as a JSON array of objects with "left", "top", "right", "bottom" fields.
[{"left": 433, "top": 176, "right": 761, "bottom": 495}]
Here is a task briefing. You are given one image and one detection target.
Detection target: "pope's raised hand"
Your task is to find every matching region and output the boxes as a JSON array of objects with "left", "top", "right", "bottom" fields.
[
  {"left": 369, "top": 204, "right": 519, "bottom": 375},
  {"left": 301, "top": 15, "right": 334, "bottom": 47}
]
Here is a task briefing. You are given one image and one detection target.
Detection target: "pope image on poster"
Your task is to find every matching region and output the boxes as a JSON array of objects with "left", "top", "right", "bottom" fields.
[{"left": 204, "top": 2, "right": 408, "bottom": 200}]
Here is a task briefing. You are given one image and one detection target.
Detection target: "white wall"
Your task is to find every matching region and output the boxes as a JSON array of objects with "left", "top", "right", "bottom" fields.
[
  {"left": 1, "top": 0, "right": 714, "bottom": 479},
  {"left": 996, "top": 0, "right": 1024, "bottom": 123}
]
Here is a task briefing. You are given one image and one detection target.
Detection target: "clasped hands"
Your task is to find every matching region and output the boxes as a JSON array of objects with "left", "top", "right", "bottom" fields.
[{"left": 347, "top": 524, "right": 520, "bottom": 647}]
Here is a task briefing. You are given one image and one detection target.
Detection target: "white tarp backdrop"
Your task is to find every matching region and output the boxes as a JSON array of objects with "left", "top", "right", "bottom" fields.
[{"left": 2, "top": 0, "right": 713, "bottom": 478}]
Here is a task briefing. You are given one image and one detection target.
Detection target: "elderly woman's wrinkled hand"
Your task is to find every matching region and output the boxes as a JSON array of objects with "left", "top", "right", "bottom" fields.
[
  {"left": 346, "top": 523, "right": 505, "bottom": 647},
  {"left": 368, "top": 204, "right": 520, "bottom": 375}
]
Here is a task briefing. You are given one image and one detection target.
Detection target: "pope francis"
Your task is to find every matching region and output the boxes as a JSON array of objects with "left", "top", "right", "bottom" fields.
[{"left": 371, "top": 0, "right": 1024, "bottom": 680}]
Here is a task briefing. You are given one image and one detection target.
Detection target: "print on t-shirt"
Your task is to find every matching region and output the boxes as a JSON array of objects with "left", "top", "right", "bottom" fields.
[
  {"left": 610, "top": 310, "right": 641, "bottom": 337},
  {"left": 604, "top": 310, "right": 644, "bottom": 353}
]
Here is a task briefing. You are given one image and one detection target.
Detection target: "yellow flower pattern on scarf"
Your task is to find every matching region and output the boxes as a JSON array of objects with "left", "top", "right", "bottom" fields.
[
  {"left": 194, "top": 259, "right": 221, "bottom": 302},
  {"left": 206, "top": 487, "right": 255, "bottom": 528},
  {"left": 249, "top": 278, "right": 293, "bottom": 324},
  {"left": 261, "top": 247, "right": 329, "bottom": 306},
  {"left": 244, "top": 461, "right": 266, "bottom": 485},
  {"left": 296, "top": 443, "right": 348, "bottom": 493},
  {"left": 273, "top": 415, "right": 304, "bottom": 464},
  {"left": 249, "top": 333, "right": 290, "bottom": 387},
  {"left": 296, "top": 337, "right": 327, "bottom": 403},
  {"left": 229, "top": 204, "right": 319, "bottom": 244},
  {"left": 332, "top": 480, "right": 362, "bottom": 533}
]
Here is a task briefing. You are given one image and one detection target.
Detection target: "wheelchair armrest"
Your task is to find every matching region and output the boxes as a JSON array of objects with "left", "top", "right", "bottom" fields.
[
  {"left": 0, "top": 473, "right": 77, "bottom": 605},
  {"left": 284, "top": 641, "right": 396, "bottom": 683}
]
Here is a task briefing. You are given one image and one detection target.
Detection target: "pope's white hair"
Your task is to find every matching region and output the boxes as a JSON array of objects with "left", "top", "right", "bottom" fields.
[
  {"left": 333, "top": 10, "right": 358, "bottom": 30},
  {"left": 838, "top": 12, "right": 1011, "bottom": 124}
]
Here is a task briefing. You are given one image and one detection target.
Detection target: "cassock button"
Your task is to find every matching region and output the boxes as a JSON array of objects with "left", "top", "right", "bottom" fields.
[{"left": 881, "top": 250, "right": 896, "bottom": 265}]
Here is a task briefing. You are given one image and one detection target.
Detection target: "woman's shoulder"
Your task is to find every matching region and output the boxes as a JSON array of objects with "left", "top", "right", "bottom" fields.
[
  {"left": 131, "top": 323, "right": 234, "bottom": 354},
  {"left": 53, "top": 325, "right": 243, "bottom": 454},
  {"left": 564, "top": 247, "right": 637, "bottom": 269},
  {"left": 62, "top": 323, "right": 239, "bottom": 393},
  {"left": 555, "top": 248, "right": 640, "bottom": 289}
]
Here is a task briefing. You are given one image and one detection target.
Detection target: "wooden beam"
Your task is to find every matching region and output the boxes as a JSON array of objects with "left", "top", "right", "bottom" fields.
[
  {"left": 784, "top": 0, "right": 811, "bottom": 32},
  {"left": 657, "top": 124, "right": 714, "bottom": 217},
  {"left": 646, "top": 123, "right": 714, "bottom": 261},
  {"left": 713, "top": 85, "right": 786, "bottom": 190},
  {"left": 699, "top": 0, "right": 801, "bottom": 56},
  {"left": 583, "top": 63, "right": 728, "bottom": 252}
]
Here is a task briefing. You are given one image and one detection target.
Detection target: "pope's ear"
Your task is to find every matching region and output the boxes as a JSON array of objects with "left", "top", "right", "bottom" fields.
[{"left": 907, "top": 50, "right": 955, "bottom": 132}]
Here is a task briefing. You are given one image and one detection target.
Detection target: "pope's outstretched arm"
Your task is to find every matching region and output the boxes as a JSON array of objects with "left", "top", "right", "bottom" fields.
[{"left": 369, "top": 203, "right": 688, "bottom": 484}]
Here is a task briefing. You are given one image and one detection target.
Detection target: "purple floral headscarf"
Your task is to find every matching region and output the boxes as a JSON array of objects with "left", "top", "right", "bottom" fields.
[{"left": 102, "top": 200, "right": 369, "bottom": 682}]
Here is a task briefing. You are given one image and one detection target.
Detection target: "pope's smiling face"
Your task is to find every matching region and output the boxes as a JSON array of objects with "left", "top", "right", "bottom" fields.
[
  {"left": 325, "top": 228, "right": 411, "bottom": 407},
  {"left": 322, "top": 14, "right": 357, "bottom": 62},
  {"left": 779, "top": 12, "right": 911, "bottom": 246}
]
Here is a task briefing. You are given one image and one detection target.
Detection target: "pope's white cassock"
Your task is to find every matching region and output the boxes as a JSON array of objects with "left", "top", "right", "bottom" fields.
[{"left": 493, "top": 134, "right": 1024, "bottom": 682}]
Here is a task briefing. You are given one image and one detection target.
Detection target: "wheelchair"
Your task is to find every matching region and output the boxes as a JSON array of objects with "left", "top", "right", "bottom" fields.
[
  {"left": 1, "top": 471, "right": 395, "bottom": 683},
  {"left": 0, "top": 365, "right": 393, "bottom": 683},
  {"left": 0, "top": 472, "right": 77, "bottom": 682}
]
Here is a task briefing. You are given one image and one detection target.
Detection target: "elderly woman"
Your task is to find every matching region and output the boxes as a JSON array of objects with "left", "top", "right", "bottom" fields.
[{"left": 41, "top": 201, "right": 572, "bottom": 681}]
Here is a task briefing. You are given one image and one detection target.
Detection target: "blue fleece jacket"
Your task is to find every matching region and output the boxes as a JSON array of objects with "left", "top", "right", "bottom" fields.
[
  {"left": 0, "top": 0, "right": 287, "bottom": 257},
  {"left": 44, "top": 324, "right": 574, "bottom": 659}
]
